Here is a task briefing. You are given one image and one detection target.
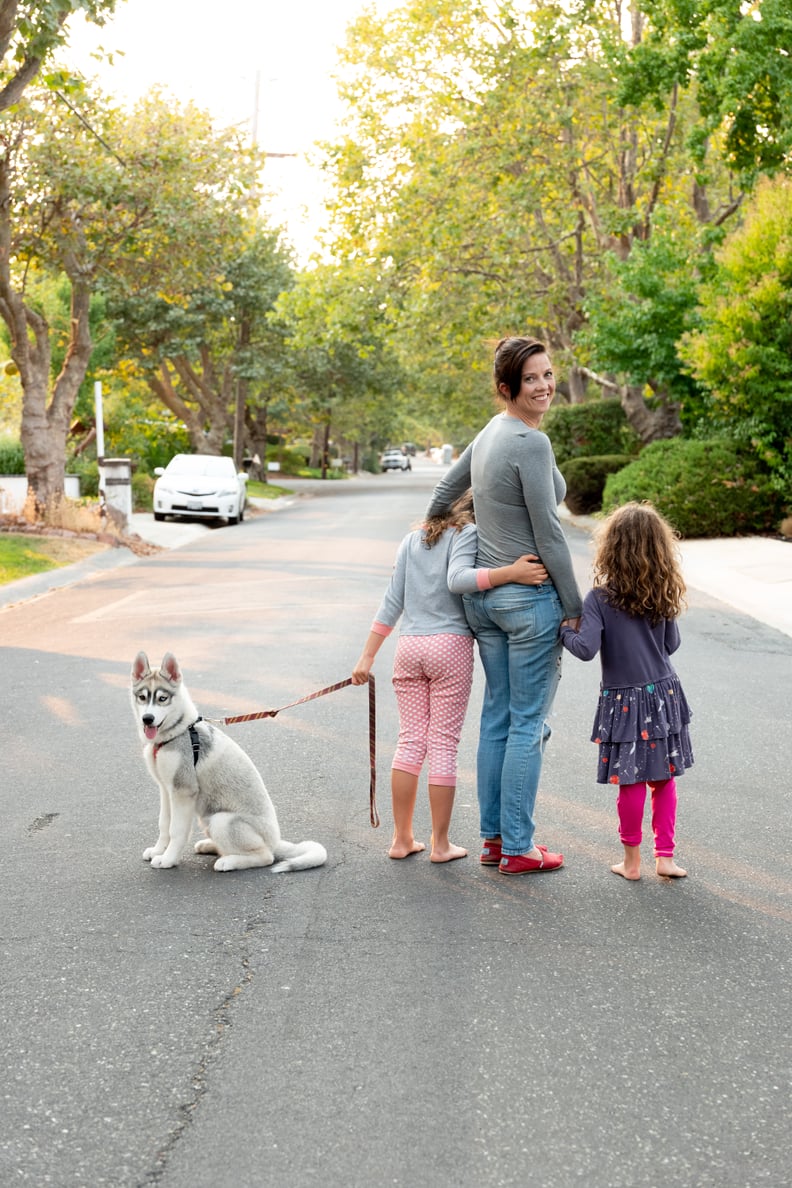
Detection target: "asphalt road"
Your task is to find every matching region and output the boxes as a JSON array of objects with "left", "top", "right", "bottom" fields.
[{"left": 1, "top": 463, "right": 790, "bottom": 1187}]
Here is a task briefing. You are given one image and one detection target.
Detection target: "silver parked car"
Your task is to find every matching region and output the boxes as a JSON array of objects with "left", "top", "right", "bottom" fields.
[{"left": 153, "top": 454, "right": 247, "bottom": 524}]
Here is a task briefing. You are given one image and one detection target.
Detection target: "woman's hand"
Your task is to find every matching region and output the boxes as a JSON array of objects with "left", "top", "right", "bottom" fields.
[{"left": 560, "top": 617, "right": 581, "bottom": 632}]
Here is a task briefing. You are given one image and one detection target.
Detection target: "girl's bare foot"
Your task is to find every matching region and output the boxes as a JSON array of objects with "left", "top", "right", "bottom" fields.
[
  {"left": 656, "top": 856, "right": 687, "bottom": 878},
  {"left": 388, "top": 839, "right": 426, "bottom": 859},
  {"left": 611, "top": 845, "right": 641, "bottom": 880},
  {"left": 611, "top": 860, "right": 641, "bottom": 880},
  {"left": 430, "top": 843, "right": 468, "bottom": 863}
]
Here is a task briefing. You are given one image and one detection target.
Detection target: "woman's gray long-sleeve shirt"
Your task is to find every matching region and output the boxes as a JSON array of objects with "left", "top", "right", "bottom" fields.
[{"left": 426, "top": 414, "right": 583, "bottom": 618}]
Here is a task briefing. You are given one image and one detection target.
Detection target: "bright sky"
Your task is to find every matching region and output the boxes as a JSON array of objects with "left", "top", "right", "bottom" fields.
[{"left": 64, "top": 0, "right": 394, "bottom": 260}]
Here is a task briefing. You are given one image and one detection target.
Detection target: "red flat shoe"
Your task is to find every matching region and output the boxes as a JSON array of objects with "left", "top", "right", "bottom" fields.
[
  {"left": 499, "top": 849, "right": 564, "bottom": 875},
  {"left": 480, "top": 839, "right": 502, "bottom": 865},
  {"left": 481, "top": 841, "right": 549, "bottom": 866}
]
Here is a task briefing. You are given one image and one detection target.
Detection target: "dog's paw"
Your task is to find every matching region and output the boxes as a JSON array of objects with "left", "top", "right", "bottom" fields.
[
  {"left": 142, "top": 847, "right": 160, "bottom": 862},
  {"left": 194, "top": 839, "right": 220, "bottom": 855},
  {"left": 150, "top": 854, "right": 178, "bottom": 869},
  {"left": 213, "top": 856, "right": 244, "bottom": 872}
]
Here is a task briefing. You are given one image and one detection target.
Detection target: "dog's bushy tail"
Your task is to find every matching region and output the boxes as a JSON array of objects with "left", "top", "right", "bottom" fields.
[{"left": 270, "top": 839, "right": 327, "bottom": 873}]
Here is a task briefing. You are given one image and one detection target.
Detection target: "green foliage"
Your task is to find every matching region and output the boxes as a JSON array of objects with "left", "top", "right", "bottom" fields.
[
  {"left": 131, "top": 469, "right": 154, "bottom": 512},
  {"left": 274, "top": 260, "right": 406, "bottom": 450},
  {"left": 266, "top": 444, "right": 310, "bottom": 473},
  {"left": 602, "top": 439, "right": 781, "bottom": 538},
  {"left": 0, "top": 2, "right": 118, "bottom": 113},
  {"left": 66, "top": 454, "right": 99, "bottom": 497},
  {"left": 544, "top": 400, "right": 640, "bottom": 468},
  {"left": 580, "top": 218, "right": 710, "bottom": 426},
  {"left": 679, "top": 176, "right": 792, "bottom": 505},
  {"left": 615, "top": 0, "right": 792, "bottom": 180},
  {"left": 560, "top": 455, "right": 635, "bottom": 516},
  {"left": 0, "top": 438, "right": 25, "bottom": 474},
  {"left": 323, "top": 0, "right": 746, "bottom": 439}
]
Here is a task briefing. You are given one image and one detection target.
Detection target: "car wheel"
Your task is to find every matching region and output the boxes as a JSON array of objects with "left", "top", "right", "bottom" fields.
[{"left": 154, "top": 513, "right": 165, "bottom": 522}]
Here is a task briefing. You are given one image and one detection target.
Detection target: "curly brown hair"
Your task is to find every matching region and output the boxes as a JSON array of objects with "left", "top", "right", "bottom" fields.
[
  {"left": 423, "top": 489, "right": 475, "bottom": 547},
  {"left": 592, "top": 502, "right": 686, "bottom": 623}
]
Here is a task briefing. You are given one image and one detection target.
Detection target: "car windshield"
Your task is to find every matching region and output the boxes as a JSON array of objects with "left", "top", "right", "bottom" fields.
[{"left": 163, "top": 455, "right": 236, "bottom": 478}]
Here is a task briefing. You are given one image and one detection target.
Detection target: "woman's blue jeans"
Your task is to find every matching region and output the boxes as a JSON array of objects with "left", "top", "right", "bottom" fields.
[{"left": 463, "top": 584, "right": 563, "bottom": 856}]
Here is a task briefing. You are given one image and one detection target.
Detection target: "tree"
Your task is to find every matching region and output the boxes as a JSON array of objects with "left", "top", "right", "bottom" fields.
[
  {"left": 320, "top": 0, "right": 784, "bottom": 441},
  {"left": 616, "top": 0, "right": 792, "bottom": 182},
  {"left": 679, "top": 175, "right": 792, "bottom": 504},
  {"left": 0, "top": 0, "right": 117, "bottom": 112},
  {"left": 0, "top": 82, "right": 256, "bottom": 506},
  {"left": 578, "top": 213, "right": 711, "bottom": 441},
  {"left": 111, "top": 227, "right": 295, "bottom": 471},
  {"left": 274, "top": 260, "right": 406, "bottom": 474}
]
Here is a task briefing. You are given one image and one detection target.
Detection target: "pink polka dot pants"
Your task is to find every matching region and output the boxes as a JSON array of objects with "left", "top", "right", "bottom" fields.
[{"left": 391, "top": 634, "right": 474, "bottom": 787}]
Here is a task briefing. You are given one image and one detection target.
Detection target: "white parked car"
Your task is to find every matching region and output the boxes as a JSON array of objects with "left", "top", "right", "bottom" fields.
[
  {"left": 381, "top": 448, "right": 411, "bottom": 472},
  {"left": 153, "top": 454, "right": 247, "bottom": 524}
]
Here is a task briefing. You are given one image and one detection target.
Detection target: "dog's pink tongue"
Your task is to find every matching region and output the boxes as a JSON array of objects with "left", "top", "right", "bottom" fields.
[{"left": 144, "top": 725, "right": 157, "bottom": 741}]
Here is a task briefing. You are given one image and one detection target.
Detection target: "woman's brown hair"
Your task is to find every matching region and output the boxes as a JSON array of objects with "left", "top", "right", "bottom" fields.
[
  {"left": 592, "top": 502, "right": 686, "bottom": 623},
  {"left": 423, "top": 489, "right": 475, "bottom": 547},
  {"left": 492, "top": 336, "right": 548, "bottom": 401}
]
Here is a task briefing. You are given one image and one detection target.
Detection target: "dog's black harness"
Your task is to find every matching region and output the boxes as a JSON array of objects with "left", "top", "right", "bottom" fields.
[{"left": 188, "top": 719, "right": 202, "bottom": 765}]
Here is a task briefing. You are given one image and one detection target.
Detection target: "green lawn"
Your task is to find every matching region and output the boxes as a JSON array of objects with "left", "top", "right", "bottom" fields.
[{"left": 0, "top": 533, "right": 107, "bottom": 584}]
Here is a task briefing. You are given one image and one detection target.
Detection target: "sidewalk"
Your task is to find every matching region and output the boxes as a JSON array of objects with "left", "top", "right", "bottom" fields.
[{"left": 561, "top": 506, "right": 792, "bottom": 640}]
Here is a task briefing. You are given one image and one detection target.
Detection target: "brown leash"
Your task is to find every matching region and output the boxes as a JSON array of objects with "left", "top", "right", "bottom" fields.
[{"left": 205, "top": 676, "right": 380, "bottom": 828}]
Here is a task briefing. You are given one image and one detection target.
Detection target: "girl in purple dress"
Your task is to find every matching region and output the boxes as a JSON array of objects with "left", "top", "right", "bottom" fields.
[{"left": 561, "top": 502, "right": 693, "bottom": 880}]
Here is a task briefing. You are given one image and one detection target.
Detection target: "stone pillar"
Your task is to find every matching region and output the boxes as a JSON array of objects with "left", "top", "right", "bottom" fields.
[{"left": 99, "top": 457, "right": 133, "bottom": 530}]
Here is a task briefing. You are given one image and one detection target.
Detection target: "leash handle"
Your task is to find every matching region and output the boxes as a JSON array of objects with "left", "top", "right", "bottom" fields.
[
  {"left": 368, "top": 674, "right": 379, "bottom": 828},
  {"left": 209, "top": 677, "right": 380, "bottom": 829}
]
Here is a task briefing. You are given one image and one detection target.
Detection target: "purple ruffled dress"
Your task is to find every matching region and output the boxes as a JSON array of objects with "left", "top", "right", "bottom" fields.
[{"left": 560, "top": 587, "right": 694, "bottom": 787}]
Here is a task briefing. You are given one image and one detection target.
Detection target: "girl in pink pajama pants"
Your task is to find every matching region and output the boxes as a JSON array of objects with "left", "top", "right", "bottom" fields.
[{"left": 352, "top": 491, "right": 548, "bottom": 863}]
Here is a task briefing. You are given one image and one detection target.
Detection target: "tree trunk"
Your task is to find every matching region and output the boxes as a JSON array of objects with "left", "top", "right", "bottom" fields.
[
  {"left": 320, "top": 422, "right": 330, "bottom": 479},
  {"left": 0, "top": 153, "right": 94, "bottom": 511},
  {"left": 245, "top": 403, "right": 269, "bottom": 482},
  {"left": 620, "top": 383, "right": 682, "bottom": 441},
  {"left": 310, "top": 424, "right": 324, "bottom": 469},
  {"left": 147, "top": 358, "right": 230, "bottom": 455},
  {"left": 579, "top": 367, "right": 682, "bottom": 443}
]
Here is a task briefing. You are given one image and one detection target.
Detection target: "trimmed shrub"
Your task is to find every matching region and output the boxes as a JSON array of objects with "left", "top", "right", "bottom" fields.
[
  {"left": 0, "top": 439, "right": 25, "bottom": 474},
  {"left": 561, "top": 455, "right": 635, "bottom": 515},
  {"left": 601, "top": 439, "right": 781, "bottom": 538},
  {"left": 544, "top": 399, "right": 640, "bottom": 467}
]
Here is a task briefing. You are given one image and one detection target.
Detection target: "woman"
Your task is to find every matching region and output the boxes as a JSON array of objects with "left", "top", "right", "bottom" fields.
[{"left": 430, "top": 336, "right": 582, "bottom": 874}]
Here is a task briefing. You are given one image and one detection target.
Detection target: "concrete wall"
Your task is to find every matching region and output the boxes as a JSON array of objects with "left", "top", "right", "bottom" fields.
[{"left": 0, "top": 475, "right": 81, "bottom": 514}]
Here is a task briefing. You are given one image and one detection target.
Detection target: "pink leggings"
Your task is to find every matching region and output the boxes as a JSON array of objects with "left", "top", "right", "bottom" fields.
[
  {"left": 392, "top": 634, "right": 474, "bottom": 787},
  {"left": 616, "top": 778, "right": 678, "bottom": 857}
]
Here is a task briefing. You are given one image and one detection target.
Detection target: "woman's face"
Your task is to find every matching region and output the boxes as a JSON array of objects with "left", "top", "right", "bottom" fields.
[{"left": 505, "top": 352, "right": 556, "bottom": 425}]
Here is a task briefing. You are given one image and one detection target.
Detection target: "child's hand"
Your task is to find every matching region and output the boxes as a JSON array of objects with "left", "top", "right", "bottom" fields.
[
  {"left": 351, "top": 656, "right": 372, "bottom": 685},
  {"left": 561, "top": 617, "right": 581, "bottom": 632},
  {"left": 510, "top": 554, "right": 549, "bottom": 585}
]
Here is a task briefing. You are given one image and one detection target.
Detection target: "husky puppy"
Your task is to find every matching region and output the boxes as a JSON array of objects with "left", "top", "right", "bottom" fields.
[{"left": 131, "top": 652, "right": 327, "bottom": 873}]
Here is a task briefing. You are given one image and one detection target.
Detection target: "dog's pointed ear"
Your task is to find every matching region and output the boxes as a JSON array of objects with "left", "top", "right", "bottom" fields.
[
  {"left": 160, "top": 653, "right": 182, "bottom": 685},
  {"left": 132, "top": 652, "right": 150, "bottom": 681}
]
